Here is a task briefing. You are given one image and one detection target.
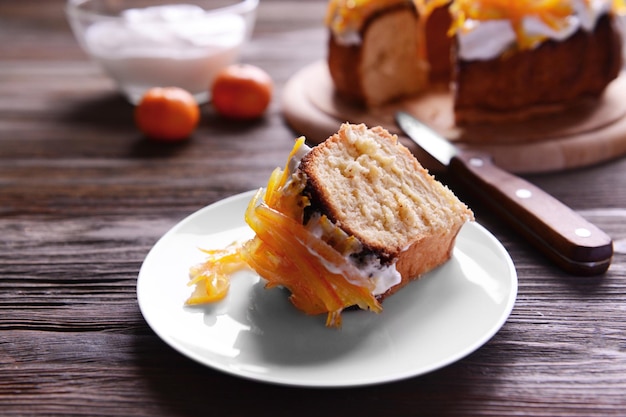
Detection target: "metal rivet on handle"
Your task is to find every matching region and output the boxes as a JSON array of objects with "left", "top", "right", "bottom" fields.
[
  {"left": 516, "top": 189, "right": 532, "bottom": 199},
  {"left": 469, "top": 157, "right": 484, "bottom": 167}
]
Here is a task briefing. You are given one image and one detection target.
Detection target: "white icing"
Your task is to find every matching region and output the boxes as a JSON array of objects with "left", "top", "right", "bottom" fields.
[
  {"left": 356, "top": 255, "right": 402, "bottom": 296},
  {"left": 299, "top": 202, "right": 402, "bottom": 296},
  {"left": 334, "top": 29, "right": 362, "bottom": 46},
  {"left": 458, "top": 0, "right": 613, "bottom": 60},
  {"left": 331, "top": 1, "right": 615, "bottom": 60},
  {"left": 302, "top": 227, "right": 402, "bottom": 296},
  {"left": 287, "top": 142, "right": 312, "bottom": 173}
]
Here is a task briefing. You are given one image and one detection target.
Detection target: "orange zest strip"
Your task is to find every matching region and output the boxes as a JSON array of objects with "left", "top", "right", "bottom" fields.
[
  {"left": 327, "top": 0, "right": 626, "bottom": 52},
  {"left": 449, "top": 0, "right": 573, "bottom": 49},
  {"left": 242, "top": 191, "right": 381, "bottom": 327},
  {"left": 186, "top": 242, "right": 248, "bottom": 305},
  {"left": 450, "top": 0, "right": 625, "bottom": 50},
  {"left": 326, "top": 0, "right": 450, "bottom": 34}
]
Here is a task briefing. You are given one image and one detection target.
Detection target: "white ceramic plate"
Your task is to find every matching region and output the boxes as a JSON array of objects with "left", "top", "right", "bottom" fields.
[{"left": 137, "top": 190, "right": 517, "bottom": 387}]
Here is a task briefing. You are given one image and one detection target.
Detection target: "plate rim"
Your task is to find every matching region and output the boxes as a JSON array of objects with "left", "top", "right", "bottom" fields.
[{"left": 137, "top": 190, "right": 518, "bottom": 387}]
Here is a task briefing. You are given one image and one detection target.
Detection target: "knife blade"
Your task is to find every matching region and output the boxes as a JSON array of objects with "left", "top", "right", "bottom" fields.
[{"left": 395, "top": 111, "right": 613, "bottom": 276}]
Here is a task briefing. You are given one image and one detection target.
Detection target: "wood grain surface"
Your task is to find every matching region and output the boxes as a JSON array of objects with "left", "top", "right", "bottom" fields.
[{"left": 1, "top": 1, "right": 626, "bottom": 416}]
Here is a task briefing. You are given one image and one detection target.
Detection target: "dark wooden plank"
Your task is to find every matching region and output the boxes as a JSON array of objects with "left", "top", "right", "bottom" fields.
[{"left": 1, "top": 1, "right": 626, "bottom": 416}]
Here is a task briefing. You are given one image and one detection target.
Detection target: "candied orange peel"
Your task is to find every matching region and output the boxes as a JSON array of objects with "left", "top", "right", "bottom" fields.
[
  {"left": 450, "top": 0, "right": 626, "bottom": 49},
  {"left": 326, "top": 0, "right": 626, "bottom": 51},
  {"left": 325, "top": 0, "right": 450, "bottom": 35},
  {"left": 186, "top": 243, "right": 246, "bottom": 304},
  {"left": 450, "top": 0, "right": 574, "bottom": 49},
  {"left": 186, "top": 137, "right": 382, "bottom": 327}
]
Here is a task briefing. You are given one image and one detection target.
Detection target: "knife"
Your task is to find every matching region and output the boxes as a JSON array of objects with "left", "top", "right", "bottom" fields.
[{"left": 395, "top": 111, "right": 613, "bottom": 276}]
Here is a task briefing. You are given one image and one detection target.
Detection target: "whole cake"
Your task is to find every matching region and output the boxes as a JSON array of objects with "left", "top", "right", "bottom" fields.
[{"left": 326, "top": 0, "right": 625, "bottom": 123}]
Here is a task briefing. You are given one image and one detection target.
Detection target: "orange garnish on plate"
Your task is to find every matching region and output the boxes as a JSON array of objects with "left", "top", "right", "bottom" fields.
[
  {"left": 186, "top": 243, "right": 246, "bottom": 304},
  {"left": 241, "top": 189, "right": 382, "bottom": 328},
  {"left": 186, "top": 137, "right": 383, "bottom": 327}
]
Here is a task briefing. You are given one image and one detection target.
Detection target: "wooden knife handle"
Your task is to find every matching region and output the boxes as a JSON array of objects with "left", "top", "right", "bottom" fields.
[{"left": 449, "top": 151, "right": 613, "bottom": 276}]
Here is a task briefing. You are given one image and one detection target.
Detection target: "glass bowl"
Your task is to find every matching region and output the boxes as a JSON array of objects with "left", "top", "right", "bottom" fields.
[{"left": 66, "top": 0, "right": 258, "bottom": 104}]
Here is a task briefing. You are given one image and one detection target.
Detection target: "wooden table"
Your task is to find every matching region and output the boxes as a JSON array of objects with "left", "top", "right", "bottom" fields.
[{"left": 2, "top": 1, "right": 625, "bottom": 415}]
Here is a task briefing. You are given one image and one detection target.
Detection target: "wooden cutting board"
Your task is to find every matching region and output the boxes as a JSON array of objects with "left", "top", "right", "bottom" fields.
[{"left": 282, "top": 60, "right": 626, "bottom": 174}]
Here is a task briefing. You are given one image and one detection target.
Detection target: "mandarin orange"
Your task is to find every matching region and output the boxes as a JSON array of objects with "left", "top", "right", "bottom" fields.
[
  {"left": 211, "top": 64, "right": 273, "bottom": 119},
  {"left": 135, "top": 87, "right": 200, "bottom": 141}
]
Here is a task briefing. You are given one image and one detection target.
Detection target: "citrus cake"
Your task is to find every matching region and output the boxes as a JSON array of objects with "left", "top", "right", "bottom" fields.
[
  {"left": 187, "top": 123, "right": 474, "bottom": 327},
  {"left": 326, "top": 0, "right": 624, "bottom": 123}
]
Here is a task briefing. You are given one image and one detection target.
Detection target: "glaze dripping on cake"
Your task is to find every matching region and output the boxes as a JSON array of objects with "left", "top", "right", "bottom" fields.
[{"left": 325, "top": 0, "right": 625, "bottom": 123}]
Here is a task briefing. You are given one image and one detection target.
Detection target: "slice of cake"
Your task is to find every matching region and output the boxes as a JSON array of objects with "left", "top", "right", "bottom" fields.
[
  {"left": 187, "top": 123, "right": 474, "bottom": 327},
  {"left": 298, "top": 123, "right": 473, "bottom": 300}
]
